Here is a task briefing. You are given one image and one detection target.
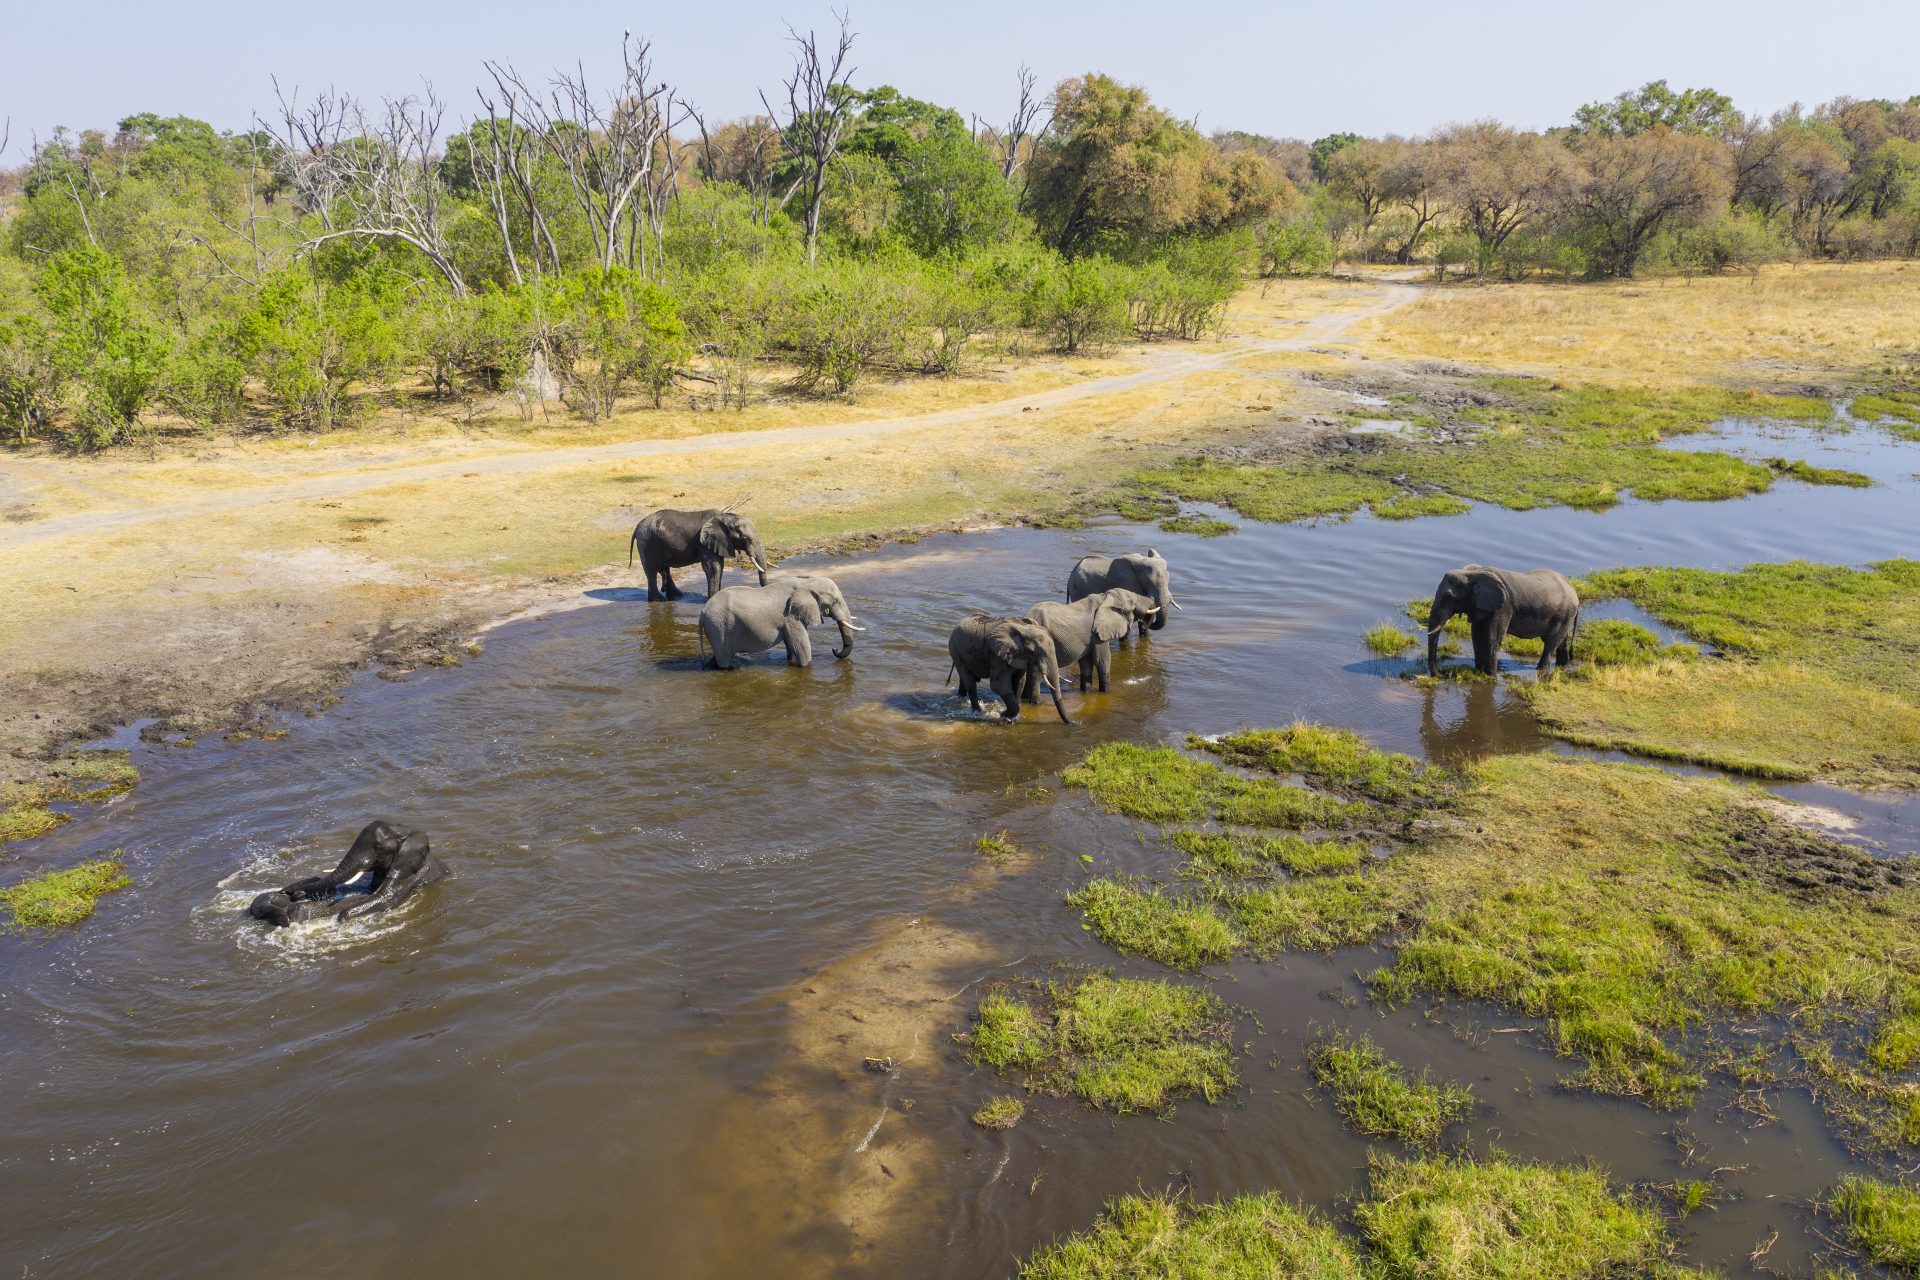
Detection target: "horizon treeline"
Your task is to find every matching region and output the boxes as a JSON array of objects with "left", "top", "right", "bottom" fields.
[{"left": 1, "top": 20, "right": 1916, "bottom": 450}]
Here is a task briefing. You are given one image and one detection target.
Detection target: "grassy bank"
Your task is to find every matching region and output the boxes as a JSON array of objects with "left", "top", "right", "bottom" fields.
[
  {"left": 1, "top": 857, "right": 130, "bottom": 932},
  {"left": 1052, "top": 725, "right": 1920, "bottom": 1160},
  {"left": 1530, "top": 560, "right": 1920, "bottom": 787},
  {"left": 1018, "top": 1152, "right": 1709, "bottom": 1279},
  {"left": 1130, "top": 381, "right": 1859, "bottom": 527},
  {"left": 0, "top": 751, "right": 139, "bottom": 847}
]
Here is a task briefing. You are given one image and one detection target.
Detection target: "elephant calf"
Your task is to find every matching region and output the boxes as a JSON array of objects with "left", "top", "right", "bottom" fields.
[
  {"left": 1067, "top": 549, "right": 1178, "bottom": 641},
  {"left": 1024, "top": 589, "right": 1162, "bottom": 697},
  {"left": 248, "top": 820, "right": 447, "bottom": 927},
  {"left": 1427, "top": 563, "right": 1581, "bottom": 676},
  {"left": 699, "top": 575, "right": 862, "bottom": 669},
  {"left": 628, "top": 503, "right": 770, "bottom": 601},
  {"left": 948, "top": 614, "right": 1072, "bottom": 724}
]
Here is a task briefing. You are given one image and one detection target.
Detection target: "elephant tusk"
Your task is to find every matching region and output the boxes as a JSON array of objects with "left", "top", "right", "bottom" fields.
[
  {"left": 843, "top": 622, "right": 867, "bottom": 632},
  {"left": 1427, "top": 623, "right": 1447, "bottom": 634},
  {"left": 1168, "top": 600, "right": 1183, "bottom": 611}
]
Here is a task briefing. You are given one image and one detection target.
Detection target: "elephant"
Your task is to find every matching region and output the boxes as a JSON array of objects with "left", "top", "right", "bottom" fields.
[
  {"left": 628, "top": 503, "right": 770, "bottom": 601},
  {"left": 1426, "top": 564, "right": 1581, "bottom": 676},
  {"left": 1023, "top": 589, "right": 1163, "bottom": 697},
  {"left": 1067, "top": 549, "right": 1179, "bottom": 640},
  {"left": 247, "top": 820, "right": 446, "bottom": 927},
  {"left": 699, "top": 575, "right": 863, "bottom": 669},
  {"left": 947, "top": 614, "right": 1072, "bottom": 724}
]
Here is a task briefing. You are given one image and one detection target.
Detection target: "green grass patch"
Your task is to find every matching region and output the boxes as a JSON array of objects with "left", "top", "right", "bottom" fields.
[
  {"left": 1, "top": 857, "right": 131, "bottom": 932},
  {"left": 967, "top": 974, "right": 1239, "bottom": 1115},
  {"left": 1137, "top": 383, "right": 1836, "bottom": 527},
  {"left": 1536, "top": 561, "right": 1920, "bottom": 786},
  {"left": 1021, "top": 1154, "right": 1706, "bottom": 1280},
  {"left": 1374, "top": 492, "right": 1473, "bottom": 520},
  {"left": 1829, "top": 1175, "right": 1920, "bottom": 1274},
  {"left": 1227, "top": 873, "right": 1403, "bottom": 954},
  {"left": 1067, "top": 877, "right": 1238, "bottom": 969},
  {"left": 1354, "top": 1153, "right": 1706, "bottom": 1280},
  {"left": 1307, "top": 1028, "right": 1474, "bottom": 1148},
  {"left": 976, "top": 830, "right": 1019, "bottom": 865},
  {"left": 0, "top": 750, "right": 140, "bottom": 849},
  {"left": 971, "top": 1096, "right": 1026, "bottom": 1131},
  {"left": 1018, "top": 1191, "right": 1365, "bottom": 1280},
  {"left": 1063, "top": 742, "right": 1373, "bottom": 828},
  {"left": 1169, "top": 829, "right": 1370, "bottom": 878},
  {"left": 1365, "top": 622, "right": 1416, "bottom": 656},
  {"left": 1766, "top": 456, "right": 1873, "bottom": 487},
  {"left": 1157, "top": 513, "right": 1237, "bottom": 537},
  {"left": 1194, "top": 724, "right": 1456, "bottom": 806},
  {"left": 1851, "top": 391, "right": 1920, "bottom": 439}
]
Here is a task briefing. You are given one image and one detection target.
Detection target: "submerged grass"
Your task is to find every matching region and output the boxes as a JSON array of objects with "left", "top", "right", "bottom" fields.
[
  {"left": 1056, "top": 723, "right": 1920, "bottom": 1158},
  {"left": 1156, "top": 513, "right": 1237, "bottom": 537},
  {"left": 1169, "top": 829, "right": 1370, "bottom": 878},
  {"left": 1136, "top": 383, "right": 1849, "bottom": 527},
  {"left": 0, "top": 751, "right": 140, "bottom": 849},
  {"left": 1534, "top": 560, "right": 1920, "bottom": 787},
  {"left": 1829, "top": 1175, "right": 1920, "bottom": 1273},
  {"left": 1019, "top": 1153, "right": 1705, "bottom": 1280},
  {"left": 1307, "top": 1028, "right": 1474, "bottom": 1148},
  {"left": 1365, "top": 622, "right": 1416, "bottom": 655},
  {"left": 971, "top": 1096, "right": 1026, "bottom": 1131},
  {"left": 967, "top": 974, "right": 1239, "bottom": 1115},
  {"left": 1, "top": 856, "right": 131, "bottom": 932},
  {"left": 1062, "top": 742, "right": 1373, "bottom": 828}
]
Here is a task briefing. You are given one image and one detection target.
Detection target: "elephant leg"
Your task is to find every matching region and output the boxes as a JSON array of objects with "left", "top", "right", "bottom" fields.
[
  {"left": 991, "top": 668, "right": 1022, "bottom": 721},
  {"left": 661, "top": 566, "right": 683, "bottom": 599},
  {"left": 1079, "top": 652, "right": 1096, "bottom": 694},
  {"left": 784, "top": 621, "right": 813, "bottom": 667},
  {"left": 705, "top": 562, "right": 723, "bottom": 598},
  {"left": 1470, "top": 617, "right": 1493, "bottom": 675},
  {"left": 1020, "top": 665, "right": 1041, "bottom": 704},
  {"left": 645, "top": 564, "right": 664, "bottom": 602},
  {"left": 1094, "top": 644, "right": 1112, "bottom": 693},
  {"left": 963, "top": 676, "right": 983, "bottom": 714},
  {"left": 1484, "top": 622, "right": 1510, "bottom": 675}
]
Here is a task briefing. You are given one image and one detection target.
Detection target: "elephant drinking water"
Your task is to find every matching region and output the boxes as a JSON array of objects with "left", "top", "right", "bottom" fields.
[
  {"left": 947, "top": 615, "right": 1072, "bottom": 724},
  {"left": 629, "top": 503, "right": 771, "bottom": 601},
  {"left": 1067, "top": 549, "right": 1178, "bottom": 640},
  {"left": 699, "top": 575, "right": 862, "bottom": 668},
  {"left": 1427, "top": 564, "right": 1581, "bottom": 676}
]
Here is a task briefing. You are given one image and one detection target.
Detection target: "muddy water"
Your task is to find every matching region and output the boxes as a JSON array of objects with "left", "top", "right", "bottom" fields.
[{"left": 4, "top": 420, "right": 1918, "bottom": 1278}]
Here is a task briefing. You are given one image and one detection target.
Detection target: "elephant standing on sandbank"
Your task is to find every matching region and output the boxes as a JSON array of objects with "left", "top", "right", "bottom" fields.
[
  {"left": 1426, "top": 564, "right": 1580, "bottom": 676},
  {"left": 699, "top": 575, "right": 863, "bottom": 668},
  {"left": 1067, "top": 550, "right": 1179, "bottom": 641},
  {"left": 629, "top": 503, "right": 771, "bottom": 601},
  {"left": 1024, "top": 589, "right": 1163, "bottom": 696},
  {"left": 947, "top": 615, "right": 1073, "bottom": 724}
]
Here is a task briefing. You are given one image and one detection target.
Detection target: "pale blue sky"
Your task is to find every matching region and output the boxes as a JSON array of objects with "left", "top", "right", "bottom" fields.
[{"left": 5, "top": 0, "right": 1917, "bottom": 162}]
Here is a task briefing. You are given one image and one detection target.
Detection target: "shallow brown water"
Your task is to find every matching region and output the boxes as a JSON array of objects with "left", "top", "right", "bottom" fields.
[{"left": 4, "top": 419, "right": 1918, "bottom": 1278}]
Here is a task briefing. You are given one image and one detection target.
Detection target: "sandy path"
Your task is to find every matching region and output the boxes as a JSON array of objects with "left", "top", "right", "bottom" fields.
[{"left": 0, "top": 281, "right": 1417, "bottom": 550}]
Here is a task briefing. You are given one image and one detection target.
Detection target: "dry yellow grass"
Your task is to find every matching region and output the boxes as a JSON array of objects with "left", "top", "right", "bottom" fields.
[{"left": 1358, "top": 261, "right": 1920, "bottom": 387}]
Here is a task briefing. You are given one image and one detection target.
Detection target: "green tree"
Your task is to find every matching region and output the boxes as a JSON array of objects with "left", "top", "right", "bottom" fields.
[
  {"left": 32, "top": 244, "right": 168, "bottom": 447},
  {"left": 553, "top": 269, "right": 690, "bottom": 417},
  {"left": 1574, "top": 81, "right": 1737, "bottom": 138},
  {"left": 1309, "top": 132, "right": 1360, "bottom": 182}
]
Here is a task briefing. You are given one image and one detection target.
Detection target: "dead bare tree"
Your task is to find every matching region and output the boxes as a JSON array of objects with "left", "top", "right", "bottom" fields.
[
  {"left": 976, "top": 65, "right": 1050, "bottom": 184},
  {"left": 473, "top": 74, "right": 564, "bottom": 277},
  {"left": 693, "top": 113, "right": 783, "bottom": 224},
  {"left": 486, "top": 34, "right": 690, "bottom": 278},
  {"left": 270, "top": 81, "right": 469, "bottom": 296},
  {"left": 761, "top": 12, "right": 857, "bottom": 265}
]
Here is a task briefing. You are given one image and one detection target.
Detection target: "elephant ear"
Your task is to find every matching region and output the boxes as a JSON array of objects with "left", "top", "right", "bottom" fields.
[
  {"left": 698, "top": 516, "right": 729, "bottom": 562},
  {"left": 785, "top": 589, "right": 823, "bottom": 627},
  {"left": 1093, "top": 597, "right": 1133, "bottom": 642},
  {"left": 989, "top": 627, "right": 1023, "bottom": 667},
  {"left": 1469, "top": 570, "right": 1509, "bottom": 614}
]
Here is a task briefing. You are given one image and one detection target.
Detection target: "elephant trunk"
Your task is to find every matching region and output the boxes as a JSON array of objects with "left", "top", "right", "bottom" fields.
[
  {"left": 1043, "top": 650, "right": 1073, "bottom": 724},
  {"left": 831, "top": 614, "right": 855, "bottom": 660},
  {"left": 1426, "top": 601, "right": 1453, "bottom": 674},
  {"left": 1149, "top": 583, "right": 1171, "bottom": 630},
  {"left": 748, "top": 538, "right": 770, "bottom": 587}
]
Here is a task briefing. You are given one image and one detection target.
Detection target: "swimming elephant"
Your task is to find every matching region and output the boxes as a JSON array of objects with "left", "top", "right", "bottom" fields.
[
  {"left": 247, "top": 820, "right": 446, "bottom": 927},
  {"left": 1427, "top": 564, "right": 1581, "bottom": 676},
  {"left": 699, "top": 575, "right": 863, "bottom": 668},
  {"left": 948, "top": 614, "right": 1072, "bottom": 724},
  {"left": 1067, "top": 549, "right": 1179, "bottom": 640},
  {"left": 629, "top": 503, "right": 770, "bottom": 601},
  {"left": 1023, "top": 589, "right": 1162, "bottom": 696}
]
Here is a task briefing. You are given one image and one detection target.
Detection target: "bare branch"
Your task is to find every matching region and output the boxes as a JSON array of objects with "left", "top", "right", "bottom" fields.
[{"left": 761, "top": 10, "right": 858, "bottom": 265}]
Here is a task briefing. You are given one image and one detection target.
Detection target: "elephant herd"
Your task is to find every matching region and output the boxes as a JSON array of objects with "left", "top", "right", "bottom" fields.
[
  {"left": 246, "top": 504, "right": 1578, "bottom": 929},
  {"left": 630, "top": 502, "right": 1182, "bottom": 726}
]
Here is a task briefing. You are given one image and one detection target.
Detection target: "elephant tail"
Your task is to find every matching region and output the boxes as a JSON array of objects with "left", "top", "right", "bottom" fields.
[
  {"left": 944, "top": 661, "right": 955, "bottom": 687},
  {"left": 628, "top": 526, "right": 639, "bottom": 568}
]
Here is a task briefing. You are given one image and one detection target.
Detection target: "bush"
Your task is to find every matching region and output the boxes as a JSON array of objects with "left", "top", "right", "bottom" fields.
[
  {"left": 33, "top": 244, "right": 169, "bottom": 447},
  {"left": 1256, "top": 213, "right": 1334, "bottom": 277},
  {"left": 1027, "top": 255, "right": 1132, "bottom": 354},
  {"left": 778, "top": 261, "right": 924, "bottom": 393},
  {"left": 551, "top": 268, "right": 689, "bottom": 419}
]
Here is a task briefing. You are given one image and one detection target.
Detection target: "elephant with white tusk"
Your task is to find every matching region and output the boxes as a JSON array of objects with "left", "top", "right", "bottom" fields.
[
  {"left": 699, "top": 575, "right": 862, "bottom": 669},
  {"left": 1023, "top": 589, "right": 1162, "bottom": 698},
  {"left": 947, "top": 614, "right": 1073, "bottom": 724},
  {"left": 1427, "top": 564, "right": 1580, "bottom": 676},
  {"left": 629, "top": 499, "right": 771, "bottom": 601},
  {"left": 1067, "top": 549, "right": 1178, "bottom": 642}
]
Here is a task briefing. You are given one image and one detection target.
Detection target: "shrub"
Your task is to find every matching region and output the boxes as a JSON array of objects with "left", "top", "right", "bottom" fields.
[{"left": 1027, "top": 256, "right": 1132, "bottom": 354}]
